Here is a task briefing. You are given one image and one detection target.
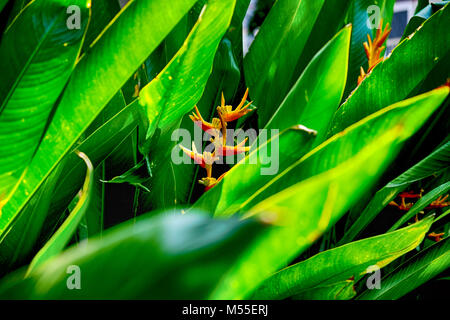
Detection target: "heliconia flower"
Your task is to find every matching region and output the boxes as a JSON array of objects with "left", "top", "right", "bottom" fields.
[
  {"left": 199, "top": 172, "right": 227, "bottom": 191},
  {"left": 358, "top": 20, "right": 391, "bottom": 85},
  {"left": 389, "top": 197, "right": 413, "bottom": 211},
  {"left": 179, "top": 143, "right": 218, "bottom": 169},
  {"left": 358, "top": 67, "right": 367, "bottom": 85},
  {"left": 364, "top": 20, "right": 391, "bottom": 70},
  {"left": 398, "top": 190, "right": 423, "bottom": 199},
  {"left": 187, "top": 89, "right": 253, "bottom": 192},
  {"left": 189, "top": 105, "right": 222, "bottom": 133},
  {"left": 217, "top": 88, "right": 253, "bottom": 122},
  {"left": 426, "top": 194, "right": 449, "bottom": 209},
  {"left": 212, "top": 137, "right": 250, "bottom": 156},
  {"left": 428, "top": 232, "right": 445, "bottom": 242}
]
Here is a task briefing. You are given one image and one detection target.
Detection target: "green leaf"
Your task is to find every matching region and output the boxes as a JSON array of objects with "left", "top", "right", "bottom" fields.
[
  {"left": 26, "top": 151, "right": 94, "bottom": 275},
  {"left": 0, "top": 97, "right": 139, "bottom": 271},
  {"left": 0, "top": 0, "right": 10, "bottom": 14},
  {"left": 192, "top": 126, "right": 317, "bottom": 215},
  {"left": 389, "top": 182, "right": 450, "bottom": 232},
  {"left": 265, "top": 25, "right": 351, "bottom": 144},
  {"left": 0, "top": 0, "right": 198, "bottom": 237},
  {"left": 232, "top": 88, "right": 449, "bottom": 216},
  {"left": 251, "top": 216, "right": 433, "bottom": 299},
  {"left": 244, "top": 0, "right": 352, "bottom": 128},
  {"left": 340, "top": 140, "right": 450, "bottom": 244},
  {"left": 292, "top": 280, "right": 356, "bottom": 300},
  {"left": 0, "top": 0, "right": 89, "bottom": 199},
  {"left": 101, "top": 160, "right": 150, "bottom": 193},
  {"left": 83, "top": 165, "right": 105, "bottom": 238},
  {"left": 358, "top": 237, "right": 450, "bottom": 299},
  {"left": 225, "top": 0, "right": 249, "bottom": 70},
  {"left": 0, "top": 212, "right": 265, "bottom": 299},
  {"left": 209, "top": 128, "right": 402, "bottom": 299},
  {"left": 173, "top": 38, "right": 242, "bottom": 206},
  {"left": 81, "top": 0, "right": 120, "bottom": 52},
  {"left": 139, "top": 0, "right": 236, "bottom": 136},
  {"left": 4, "top": 0, "right": 31, "bottom": 30},
  {"left": 329, "top": 3, "right": 450, "bottom": 135},
  {"left": 288, "top": 0, "right": 352, "bottom": 87},
  {"left": 138, "top": 0, "right": 237, "bottom": 209},
  {"left": 401, "top": 1, "right": 449, "bottom": 41},
  {"left": 0, "top": 160, "right": 65, "bottom": 273},
  {"left": 51, "top": 99, "right": 139, "bottom": 217}
]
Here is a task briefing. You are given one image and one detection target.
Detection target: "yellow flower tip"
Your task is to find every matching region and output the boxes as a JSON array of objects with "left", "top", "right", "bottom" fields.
[
  {"left": 191, "top": 106, "right": 222, "bottom": 132},
  {"left": 211, "top": 118, "right": 222, "bottom": 130},
  {"left": 199, "top": 177, "right": 219, "bottom": 191},
  {"left": 216, "top": 89, "right": 254, "bottom": 122},
  {"left": 179, "top": 144, "right": 206, "bottom": 168},
  {"left": 199, "top": 177, "right": 217, "bottom": 187},
  {"left": 358, "top": 67, "right": 367, "bottom": 85},
  {"left": 236, "top": 88, "right": 250, "bottom": 109}
]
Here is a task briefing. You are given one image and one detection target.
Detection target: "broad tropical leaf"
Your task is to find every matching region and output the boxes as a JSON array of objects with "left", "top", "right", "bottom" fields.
[
  {"left": 0, "top": 0, "right": 89, "bottom": 200},
  {"left": 244, "top": 0, "right": 352, "bottom": 127},
  {"left": 192, "top": 126, "right": 317, "bottom": 215},
  {"left": 265, "top": 25, "right": 351, "bottom": 145},
  {"left": 358, "top": 237, "right": 450, "bottom": 299},
  {"left": 209, "top": 128, "right": 402, "bottom": 299},
  {"left": 329, "top": 4, "right": 450, "bottom": 135},
  {"left": 214, "top": 87, "right": 448, "bottom": 216},
  {"left": 0, "top": 0, "right": 198, "bottom": 237},
  {"left": 0, "top": 97, "right": 139, "bottom": 268},
  {"left": 0, "top": 212, "right": 265, "bottom": 299},
  {"left": 340, "top": 140, "right": 450, "bottom": 244},
  {"left": 252, "top": 216, "right": 433, "bottom": 299}
]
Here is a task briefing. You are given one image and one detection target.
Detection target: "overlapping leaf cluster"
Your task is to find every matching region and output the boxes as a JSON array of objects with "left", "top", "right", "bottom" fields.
[{"left": 0, "top": 0, "right": 448, "bottom": 300}]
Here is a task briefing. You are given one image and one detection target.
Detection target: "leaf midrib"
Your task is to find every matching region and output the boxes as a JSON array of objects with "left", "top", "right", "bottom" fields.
[{"left": 0, "top": 13, "right": 61, "bottom": 115}]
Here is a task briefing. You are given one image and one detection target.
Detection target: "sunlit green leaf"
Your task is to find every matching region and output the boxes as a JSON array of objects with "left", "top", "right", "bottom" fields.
[
  {"left": 358, "top": 237, "right": 450, "bottom": 299},
  {"left": 340, "top": 140, "right": 450, "bottom": 244},
  {"left": 329, "top": 4, "right": 450, "bottom": 135},
  {"left": 0, "top": 212, "right": 265, "bottom": 299},
  {"left": 252, "top": 216, "right": 433, "bottom": 299},
  {"left": 210, "top": 128, "right": 401, "bottom": 299},
  {"left": 0, "top": 0, "right": 89, "bottom": 199},
  {"left": 0, "top": 0, "right": 198, "bottom": 237}
]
